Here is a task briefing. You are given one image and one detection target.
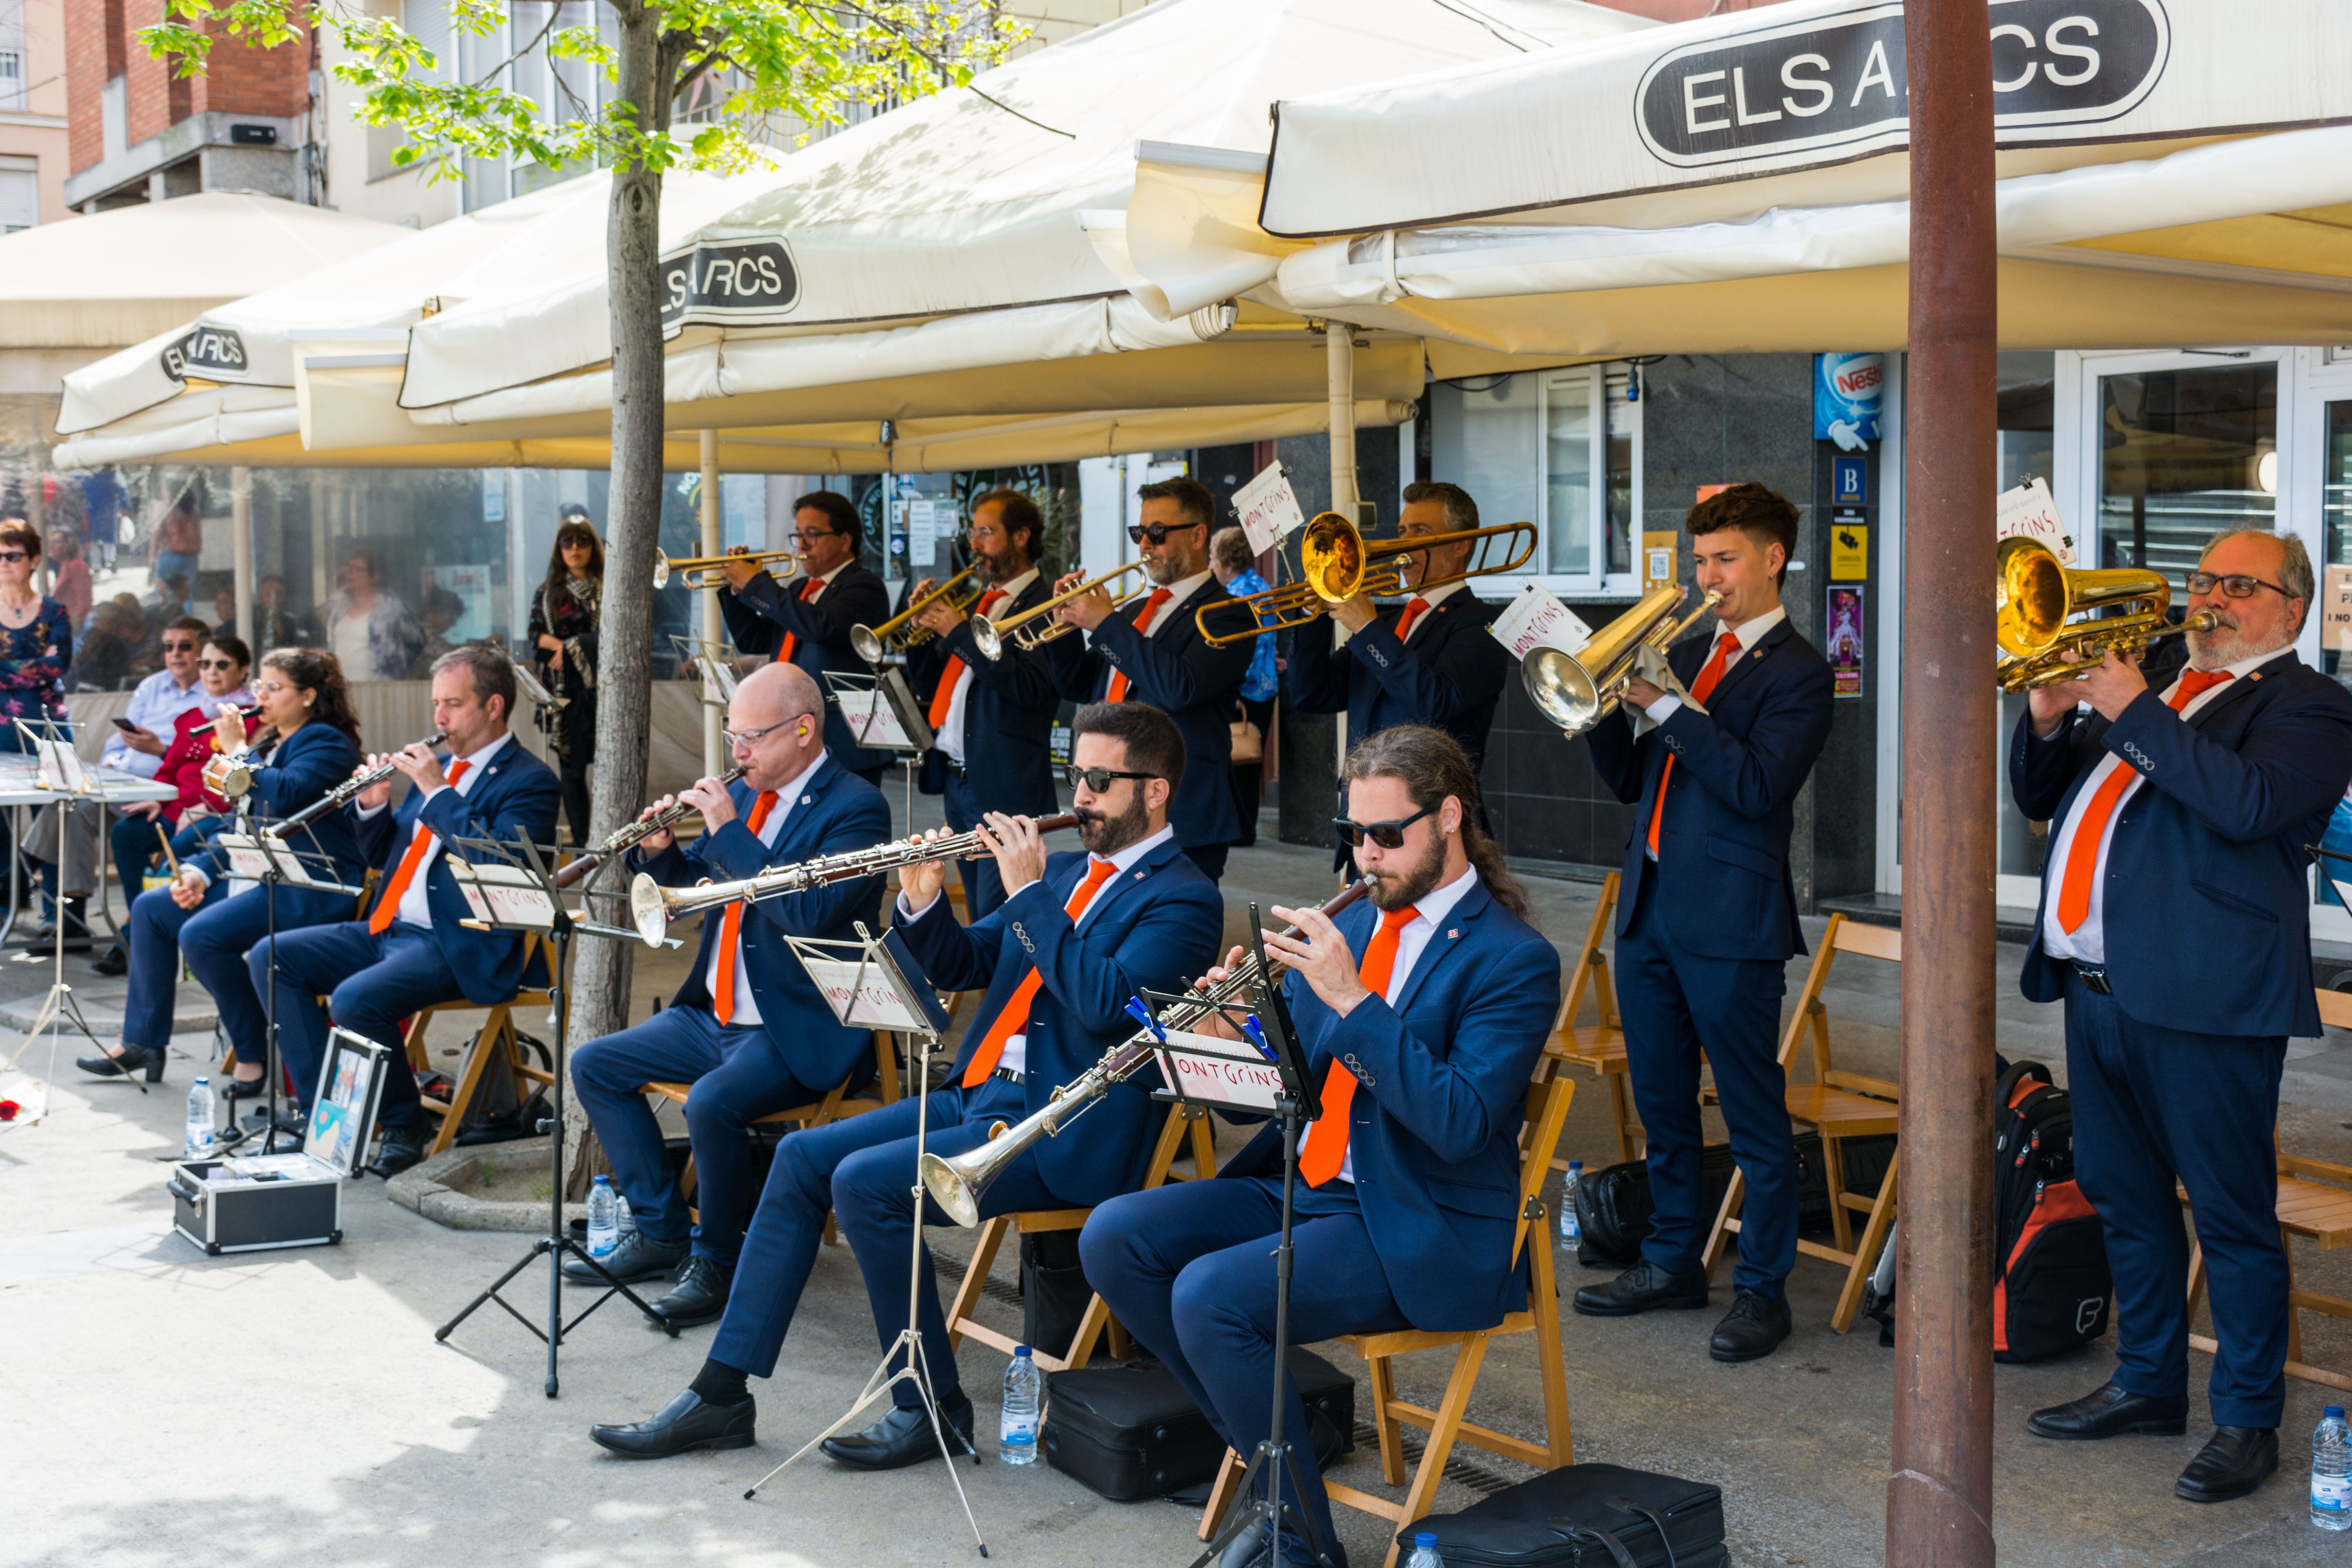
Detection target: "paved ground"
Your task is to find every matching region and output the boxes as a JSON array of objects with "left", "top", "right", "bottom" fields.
[{"left": 6, "top": 804, "right": 2352, "bottom": 1566}]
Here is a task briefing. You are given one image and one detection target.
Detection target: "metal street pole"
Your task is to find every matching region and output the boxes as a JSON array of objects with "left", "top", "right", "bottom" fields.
[
  {"left": 1890, "top": 2, "right": 1999, "bottom": 1564},
  {"left": 699, "top": 428, "right": 724, "bottom": 778}
]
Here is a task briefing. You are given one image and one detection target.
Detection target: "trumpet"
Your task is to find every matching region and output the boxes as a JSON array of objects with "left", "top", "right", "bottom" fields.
[
  {"left": 268, "top": 732, "right": 449, "bottom": 837},
  {"left": 973, "top": 562, "right": 1151, "bottom": 662},
  {"left": 653, "top": 548, "right": 800, "bottom": 592},
  {"left": 628, "top": 812, "right": 1081, "bottom": 946},
  {"left": 850, "top": 563, "right": 987, "bottom": 664},
  {"left": 1520, "top": 583, "right": 1725, "bottom": 736},
  {"left": 1994, "top": 535, "right": 2218, "bottom": 692},
  {"left": 553, "top": 767, "right": 743, "bottom": 889},
  {"left": 921, "top": 878, "right": 1372, "bottom": 1227},
  {"left": 198, "top": 704, "right": 261, "bottom": 800},
  {"left": 1196, "top": 512, "right": 1537, "bottom": 647}
]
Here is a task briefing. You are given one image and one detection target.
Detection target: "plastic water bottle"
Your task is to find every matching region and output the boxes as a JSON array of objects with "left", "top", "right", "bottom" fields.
[
  {"left": 1000, "top": 1345, "right": 1042, "bottom": 1465},
  {"left": 2314, "top": 1405, "right": 2352, "bottom": 1530},
  {"left": 1405, "top": 1532, "right": 1444, "bottom": 1568},
  {"left": 184, "top": 1077, "right": 216, "bottom": 1161},
  {"left": 586, "top": 1175, "right": 619, "bottom": 1258},
  {"left": 1559, "top": 1161, "right": 1583, "bottom": 1245}
]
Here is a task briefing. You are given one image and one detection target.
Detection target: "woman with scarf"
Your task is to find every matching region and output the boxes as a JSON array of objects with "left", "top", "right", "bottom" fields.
[{"left": 528, "top": 508, "right": 603, "bottom": 845}]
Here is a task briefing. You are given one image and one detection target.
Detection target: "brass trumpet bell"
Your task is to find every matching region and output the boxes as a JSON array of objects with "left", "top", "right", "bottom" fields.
[
  {"left": 1521, "top": 583, "right": 1721, "bottom": 736},
  {"left": 1993, "top": 536, "right": 2207, "bottom": 691},
  {"left": 1197, "top": 512, "right": 1537, "bottom": 647},
  {"left": 653, "top": 548, "right": 800, "bottom": 592},
  {"left": 851, "top": 562, "right": 986, "bottom": 664}
]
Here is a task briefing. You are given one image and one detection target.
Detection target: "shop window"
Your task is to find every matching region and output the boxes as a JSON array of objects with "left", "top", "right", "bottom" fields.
[
  {"left": 1994, "top": 353, "right": 2056, "bottom": 883},
  {"left": 2325, "top": 401, "right": 2352, "bottom": 684},
  {"left": 2096, "top": 363, "right": 2276, "bottom": 584},
  {"left": 1429, "top": 366, "right": 1641, "bottom": 593}
]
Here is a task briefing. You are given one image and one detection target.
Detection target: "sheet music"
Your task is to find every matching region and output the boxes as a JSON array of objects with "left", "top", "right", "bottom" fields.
[
  {"left": 1155, "top": 1029, "right": 1285, "bottom": 1112},
  {"left": 797, "top": 955, "right": 934, "bottom": 1029},
  {"left": 217, "top": 831, "right": 314, "bottom": 886},
  {"left": 843, "top": 690, "right": 915, "bottom": 749},
  {"left": 448, "top": 860, "right": 559, "bottom": 929}
]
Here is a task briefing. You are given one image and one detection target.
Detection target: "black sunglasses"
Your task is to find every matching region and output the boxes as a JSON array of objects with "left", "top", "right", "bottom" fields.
[
  {"left": 197, "top": 657, "right": 238, "bottom": 671},
  {"left": 0, "top": 551, "right": 27, "bottom": 563},
  {"left": 1126, "top": 523, "right": 1202, "bottom": 546},
  {"left": 1333, "top": 804, "right": 1434, "bottom": 850},
  {"left": 162, "top": 639, "right": 199, "bottom": 652},
  {"left": 1063, "top": 764, "right": 1156, "bottom": 793}
]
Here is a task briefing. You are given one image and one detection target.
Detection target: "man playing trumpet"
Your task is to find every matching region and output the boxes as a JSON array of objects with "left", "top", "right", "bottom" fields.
[
  {"left": 589, "top": 702, "right": 1222, "bottom": 1464},
  {"left": 569, "top": 661, "right": 893, "bottom": 1328}
]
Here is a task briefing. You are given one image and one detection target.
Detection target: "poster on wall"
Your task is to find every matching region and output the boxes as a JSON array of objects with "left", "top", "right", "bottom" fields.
[
  {"left": 423, "top": 564, "right": 494, "bottom": 643},
  {"left": 2324, "top": 564, "right": 2352, "bottom": 652},
  {"left": 1815, "top": 354, "right": 1883, "bottom": 450},
  {"left": 1826, "top": 585, "right": 1865, "bottom": 698}
]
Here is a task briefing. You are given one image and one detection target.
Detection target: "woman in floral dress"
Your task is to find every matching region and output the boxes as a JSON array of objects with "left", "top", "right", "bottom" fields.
[{"left": 0, "top": 519, "right": 74, "bottom": 751}]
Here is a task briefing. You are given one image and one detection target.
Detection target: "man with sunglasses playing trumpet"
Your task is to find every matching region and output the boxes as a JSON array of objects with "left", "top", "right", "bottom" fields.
[
  {"left": 1052, "top": 476, "right": 1254, "bottom": 884},
  {"left": 589, "top": 702, "right": 1221, "bottom": 1465}
]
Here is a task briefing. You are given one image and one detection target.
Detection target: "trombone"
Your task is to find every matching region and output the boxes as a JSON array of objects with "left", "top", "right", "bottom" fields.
[
  {"left": 653, "top": 548, "right": 801, "bottom": 592},
  {"left": 850, "top": 562, "right": 987, "bottom": 664},
  {"left": 1195, "top": 511, "right": 1537, "bottom": 647},
  {"left": 1994, "top": 535, "right": 2216, "bottom": 692},
  {"left": 972, "top": 562, "right": 1151, "bottom": 662},
  {"left": 1519, "top": 583, "right": 1725, "bottom": 736}
]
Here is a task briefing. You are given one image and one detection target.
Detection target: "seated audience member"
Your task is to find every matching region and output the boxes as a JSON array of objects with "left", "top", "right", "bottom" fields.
[
  {"left": 407, "top": 586, "right": 468, "bottom": 679},
  {"left": 73, "top": 603, "right": 132, "bottom": 692}
]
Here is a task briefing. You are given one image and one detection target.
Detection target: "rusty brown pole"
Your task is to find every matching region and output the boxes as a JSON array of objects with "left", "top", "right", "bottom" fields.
[{"left": 1889, "top": 0, "right": 2000, "bottom": 1563}]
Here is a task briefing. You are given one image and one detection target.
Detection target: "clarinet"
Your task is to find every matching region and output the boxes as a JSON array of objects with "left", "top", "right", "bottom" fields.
[
  {"left": 267, "top": 731, "right": 449, "bottom": 837},
  {"left": 552, "top": 767, "right": 744, "bottom": 889}
]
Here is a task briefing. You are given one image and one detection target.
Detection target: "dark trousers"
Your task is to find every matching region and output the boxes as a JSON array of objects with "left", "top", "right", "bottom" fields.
[
  {"left": 571, "top": 1005, "right": 819, "bottom": 1263},
  {"left": 1615, "top": 870, "right": 1796, "bottom": 1297},
  {"left": 710, "top": 1079, "right": 1062, "bottom": 1399},
  {"left": 111, "top": 811, "right": 201, "bottom": 913},
  {"left": 123, "top": 878, "right": 349, "bottom": 1064},
  {"left": 2065, "top": 973, "right": 2288, "bottom": 1428},
  {"left": 1082, "top": 1176, "right": 1410, "bottom": 1560},
  {"left": 559, "top": 751, "right": 591, "bottom": 848},
  {"left": 249, "top": 921, "right": 470, "bottom": 1125},
  {"left": 940, "top": 771, "right": 1009, "bottom": 918},
  {"left": 1184, "top": 842, "right": 1230, "bottom": 884}
]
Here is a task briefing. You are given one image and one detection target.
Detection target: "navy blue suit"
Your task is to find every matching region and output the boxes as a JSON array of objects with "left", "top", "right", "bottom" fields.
[
  {"left": 1082, "top": 880, "right": 1559, "bottom": 1557},
  {"left": 1587, "top": 615, "right": 1834, "bottom": 1297},
  {"left": 1289, "top": 589, "right": 1509, "bottom": 789},
  {"left": 2012, "top": 651, "right": 2352, "bottom": 1428},
  {"left": 720, "top": 563, "right": 895, "bottom": 778},
  {"left": 706, "top": 835, "right": 1222, "bottom": 1402},
  {"left": 120, "top": 722, "right": 365, "bottom": 1067},
  {"left": 1056, "top": 579, "right": 1252, "bottom": 868},
  {"left": 250, "top": 733, "right": 562, "bottom": 1125},
  {"left": 571, "top": 764, "right": 891, "bottom": 1263}
]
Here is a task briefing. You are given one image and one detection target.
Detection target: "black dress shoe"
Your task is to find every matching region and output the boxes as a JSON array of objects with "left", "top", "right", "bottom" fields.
[
  {"left": 1709, "top": 1290, "right": 1792, "bottom": 1363},
  {"left": 218, "top": 1073, "right": 270, "bottom": 1102},
  {"left": 589, "top": 1388, "right": 756, "bottom": 1459},
  {"left": 1573, "top": 1259, "right": 1710, "bottom": 1317},
  {"left": 562, "top": 1229, "right": 689, "bottom": 1285},
  {"left": 90, "top": 943, "right": 128, "bottom": 978},
  {"left": 2176, "top": 1425, "right": 2278, "bottom": 1503},
  {"left": 650, "top": 1256, "right": 732, "bottom": 1327},
  {"left": 2027, "top": 1380, "right": 2190, "bottom": 1440},
  {"left": 820, "top": 1391, "right": 975, "bottom": 1470},
  {"left": 76, "top": 1042, "right": 165, "bottom": 1083},
  {"left": 372, "top": 1124, "right": 429, "bottom": 1176}
]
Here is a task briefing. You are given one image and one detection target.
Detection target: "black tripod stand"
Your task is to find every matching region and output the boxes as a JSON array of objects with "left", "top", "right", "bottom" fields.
[{"left": 432, "top": 837, "right": 674, "bottom": 1396}]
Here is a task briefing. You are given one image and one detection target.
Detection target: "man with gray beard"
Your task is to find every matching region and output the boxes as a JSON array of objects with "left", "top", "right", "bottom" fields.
[{"left": 2013, "top": 529, "right": 2352, "bottom": 1506}]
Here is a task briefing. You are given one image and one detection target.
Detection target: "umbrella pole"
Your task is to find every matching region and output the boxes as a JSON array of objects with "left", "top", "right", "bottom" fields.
[
  {"left": 1889, "top": 2, "right": 1999, "bottom": 1564},
  {"left": 231, "top": 466, "right": 254, "bottom": 653},
  {"left": 1327, "top": 322, "right": 1356, "bottom": 780},
  {"left": 700, "top": 428, "right": 724, "bottom": 778}
]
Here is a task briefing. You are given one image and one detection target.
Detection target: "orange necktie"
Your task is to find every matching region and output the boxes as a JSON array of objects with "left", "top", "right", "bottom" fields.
[
  {"left": 712, "top": 791, "right": 781, "bottom": 1024},
  {"left": 961, "top": 858, "right": 1120, "bottom": 1086},
  {"left": 927, "top": 589, "right": 1007, "bottom": 731},
  {"left": 2054, "top": 669, "right": 2232, "bottom": 933},
  {"left": 1300, "top": 904, "right": 1420, "bottom": 1186},
  {"left": 1645, "top": 633, "right": 1743, "bottom": 859},
  {"left": 776, "top": 578, "right": 823, "bottom": 664},
  {"left": 1391, "top": 596, "right": 1432, "bottom": 644},
  {"left": 1105, "top": 587, "right": 1173, "bottom": 704},
  {"left": 369, "top": 759, "right": 472, "bottom": 933}
]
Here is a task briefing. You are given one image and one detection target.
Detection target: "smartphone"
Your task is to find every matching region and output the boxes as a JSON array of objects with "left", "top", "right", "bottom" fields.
[{"left": 111, "top": 717, "right": 141, "bottom": 733}]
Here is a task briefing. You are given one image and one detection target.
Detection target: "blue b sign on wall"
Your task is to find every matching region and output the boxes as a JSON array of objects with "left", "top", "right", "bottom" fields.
[{"left": 1815, "top": 353, "right": 1884, "bottom": 448}]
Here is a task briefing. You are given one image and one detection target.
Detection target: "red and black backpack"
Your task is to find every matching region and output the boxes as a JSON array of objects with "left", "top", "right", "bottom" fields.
[{"left": 1993, "top": 1060, "right": 2113, "bottom": 1363}]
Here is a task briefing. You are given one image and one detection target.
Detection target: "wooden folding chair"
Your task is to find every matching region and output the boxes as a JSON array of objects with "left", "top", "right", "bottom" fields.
[
  {"left": 408, "top": 930, "right": 559, "bottom": 1156},
  {"left": 1200, "top": 1075, "right": 1578, "bottom": 1568},
  {"left": 2180, "top": 988, "right": 2352, "bottom": 1396},
  {"left": 944, "top": 1100, "right": 1218, "bottom": 1373},
  {"left": 645, "top": 1028, "right": 906, "bottom": 1218},
  {"left": 1700, "top": 912, "right": 1901, "bottom": 1333},
  {"left": 1530, "top": 872, "right": 1639, "bottom": 1167}
]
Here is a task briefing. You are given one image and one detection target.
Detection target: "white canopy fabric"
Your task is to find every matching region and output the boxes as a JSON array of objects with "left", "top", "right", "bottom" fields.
[
  {"left": 1114, "top": 0, "right": 2352, "bottom": 354},
  {"left": 0, "top": 193, "right": 407, "bottom": 352}
]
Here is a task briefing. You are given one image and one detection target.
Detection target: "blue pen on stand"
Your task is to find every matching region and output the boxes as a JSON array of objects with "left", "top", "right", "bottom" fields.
[
  {"left": 1241, "top": 1013, "right": 1278, "bottom": 1064},
  {"left": 1125, "top": 997, "right": 1167, "bottom": 1042}
]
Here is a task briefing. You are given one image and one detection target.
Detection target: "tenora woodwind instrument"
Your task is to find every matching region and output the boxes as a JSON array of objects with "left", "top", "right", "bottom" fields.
[
  {"left": 920, "top": 877, "right": 1372, "bottom": 1227},
  {"left": 1519, "top": 583, "right": 1725, "bottom": 736},
  {"left": 628, "top": 812, "right": 1082, "bottom": 946},
  {"left": 552, "top": 767, "right": 744, "bottom": 889},
  {"left": 266, "top": 732, "right": 449, "bottom": 837}
]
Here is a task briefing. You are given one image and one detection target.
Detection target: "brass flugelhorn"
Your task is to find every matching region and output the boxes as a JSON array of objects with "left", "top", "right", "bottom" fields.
[
  {"left": 553, "top": 766, "right": 744, "bottom": 889},
  {"left": 972, "top": 562, "right": 1151, "bottom": 661},
  {"left": 1993, "top": 535, "right": 2218, "bottom": 692},
  {"left": 268, "top": 731, "right": 450, "bottom": 836},
  {"left": 1519, "top": 583, "right": 1725, "bottom": 736},
  {"left": 653, "top": 547, "right": 800, "bottom": 592},
  {"left": 1196, "top": 511, "right": 1537, "bottom": 647},
  {"left": 628, "top": 812, "right": 1081, "bottom": 946},
  {"left": 850, "top": 563, "right": 987, "bottom": 664},
  {"left": 920, "top": 878, "right": 1371, "bottom": 1228}
]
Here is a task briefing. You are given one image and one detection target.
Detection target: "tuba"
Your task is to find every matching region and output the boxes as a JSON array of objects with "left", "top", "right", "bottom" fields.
[
  {"left": 1519, "top": 583, "right": 1724, "bottom": 736},
  {"left": 1993, "top": 536, "right": 2215, "bottom": 691}
]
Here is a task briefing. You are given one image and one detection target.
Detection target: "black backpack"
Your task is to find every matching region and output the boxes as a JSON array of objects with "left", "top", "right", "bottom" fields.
[{"left": 1991, "top": 1060, "right": 2112, "bottom": 1363}]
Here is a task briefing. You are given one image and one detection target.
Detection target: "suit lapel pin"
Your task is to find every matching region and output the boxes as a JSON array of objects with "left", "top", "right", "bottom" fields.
[{"left": 1447, "top": 929, "right": 1459, "bottom": 940}]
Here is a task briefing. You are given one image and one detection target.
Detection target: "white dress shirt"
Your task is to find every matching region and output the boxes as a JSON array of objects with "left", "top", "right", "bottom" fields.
[
  {"left": 1642, "top": 604, "right": 1786, "bottom": 728},
  {"left": 1338, "top": 863, "right": 1480, "bottom": 1184},
  {"left": 2038, "top": 647, "right": 2283, "bottom": 966},
  {"left": 359, "top": 731, "right": 513, "bottom": 931},
  {"left": 939, "top": 567, "right": 1038, "bottom": 766},
  {"left": 707, "top": 752, "right": 830, "bottom": 1027},
  {"left": 1136, "top": 569, "right": 1213, "bottom": 636}
]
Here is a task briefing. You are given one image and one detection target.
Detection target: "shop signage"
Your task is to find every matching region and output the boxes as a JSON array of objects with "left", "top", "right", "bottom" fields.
[
  {"left": 2323, "top": 563, "right": 2352, "bottom": 652},
  {"left": 1996, "top": 475, "right": 2077, "bottom": 564},
  {"left": 659, "top": 238, "right": 801, "bottom": 329},
  {"left": 1815, "top": 354, "right": 1883, "bottom": 446},
  {"left": 1830, "top": 518, "right": 1869, "bottom": 581},
  {"left": 1489, "top": 584, "right": 1593, "bottom": 661},
  {"left": 1232, "top": 460, "right": 1307, "bottom": 556},
  {"left": 1833, "top": 454, "right": 1868, "bottom": 505},
  {"left": 1827, "top": 584, "right": 1865, "bottom": 697},
  {"left": 160, "top": 326, "right": 249, "bottom": 383}
]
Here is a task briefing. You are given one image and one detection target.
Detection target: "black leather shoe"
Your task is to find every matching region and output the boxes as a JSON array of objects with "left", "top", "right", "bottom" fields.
[
  {"left": 562, "top": 1229, "right": 689, "bottom": 1285},
  {"left": 1573, "top": 1259, "right": 1710, "bottom": 1317},
  {"left": 589, "top": 1388, "right": 756, "bottom": 1459},
  {"left": 372, "top": 1123, "right": 429, "bottom": 1176},
  {"left": 1709, "top": 1290, "right": 1792, "bottom": 1362},
  {"left": 2176, "top": 1425, "right": 2278, "bottom": 1503},
  {"left": 218, "top": 1073, "right": 270, "bottom": 1102},
  {"left": 650, "top": 1256, "right": 732, "bottom": 1327},
  {"left": 2027, "top": 1381, "right": 2190, "bottom": 1441},
  {"left": 90, "top": 943, "right": 128, "bottom": 978},
  {"left": 820, "top": 1391, "right": 975, "bottom": 1470},
  {"left": 76, "top": 1042, "right": 165, "bottom": 1083}
]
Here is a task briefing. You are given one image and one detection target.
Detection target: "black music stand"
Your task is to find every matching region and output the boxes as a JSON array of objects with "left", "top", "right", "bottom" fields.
[
  {"left": 824, "top": 668, "right": 935, "bottom": 828},
  {"left": 212, "top": 826, "right": 365, "bottom": 1156},
  {"left": 431, "top": 833, "right": 676, "bottom": 1396},
  {"left": 0, "top": 718, "right": 120, "bottom": 1116}
]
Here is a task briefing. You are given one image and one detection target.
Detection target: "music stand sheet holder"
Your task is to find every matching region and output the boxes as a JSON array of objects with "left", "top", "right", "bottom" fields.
[
  {"left": 0, "top": 719, "right": 121, "bottom": 1123},
  {"left": 744, "top": 922, "right": 986, "bottom": 1557}
]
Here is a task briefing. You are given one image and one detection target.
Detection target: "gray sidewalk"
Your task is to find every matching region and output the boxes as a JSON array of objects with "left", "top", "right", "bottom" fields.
[{"left": 3, "top": 817, "right": 2350, "bottom": 1566}]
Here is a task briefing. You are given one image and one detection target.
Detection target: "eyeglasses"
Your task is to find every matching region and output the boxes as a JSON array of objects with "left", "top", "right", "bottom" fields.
[
  {"left": 197, "top": 658, "right": 238, "bottom": 671},
  {"left": 724, "top": 714, "right": 810, "bottom": 750},
  {"left": 793, "top": 529, "right": 843, "bottom": 546},
  {"left": 1127, "top": 523, "right": 1202, "bottom": 546},
  {"left": 1062, "top": 764, "right": 1157, "bottom": 793},
  {"left": 0, "top": 551, "right": 27, "bottom": 563},
  {"left": 1332, "top": 804, "right": 1434, "bottom": 850},
  {"left": 162, "top": 640, "right": 198, "bottom": 652},
  {"left": 2186, "top": 571, "right": 2292, "bottom": 600}
]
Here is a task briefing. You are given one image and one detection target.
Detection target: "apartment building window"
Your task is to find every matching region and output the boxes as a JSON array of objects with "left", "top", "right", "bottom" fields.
[
  {"left": 0, "top": 170, "right": 34, "bottom": 233},
  {"left": 1428, "top": 366, "right": 1642, "bottom": 595},
  {"left": 0, "top": 50, "right": 23, "bottom": 112}
]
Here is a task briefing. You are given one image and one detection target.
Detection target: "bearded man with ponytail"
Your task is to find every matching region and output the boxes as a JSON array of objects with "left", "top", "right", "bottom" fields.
[{"left": 1081, "top": 725, "right": 1559, "bottom": 1568}]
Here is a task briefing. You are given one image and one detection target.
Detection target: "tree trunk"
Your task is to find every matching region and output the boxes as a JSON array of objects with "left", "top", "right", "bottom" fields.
[{"left": 565, "top": 1, "right": 670, "bottom": 1195}]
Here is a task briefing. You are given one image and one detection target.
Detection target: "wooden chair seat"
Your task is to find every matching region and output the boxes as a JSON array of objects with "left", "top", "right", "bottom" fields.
[
  {"left": 641, "top": 1029, "right": 904, "bottom": 1223},
  {"left": 407, "top": 930, "right": 557, "bottom": 1157},
  {"left": 1786, "top": 1083, "right": 1900, "bottom": 1137}
]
